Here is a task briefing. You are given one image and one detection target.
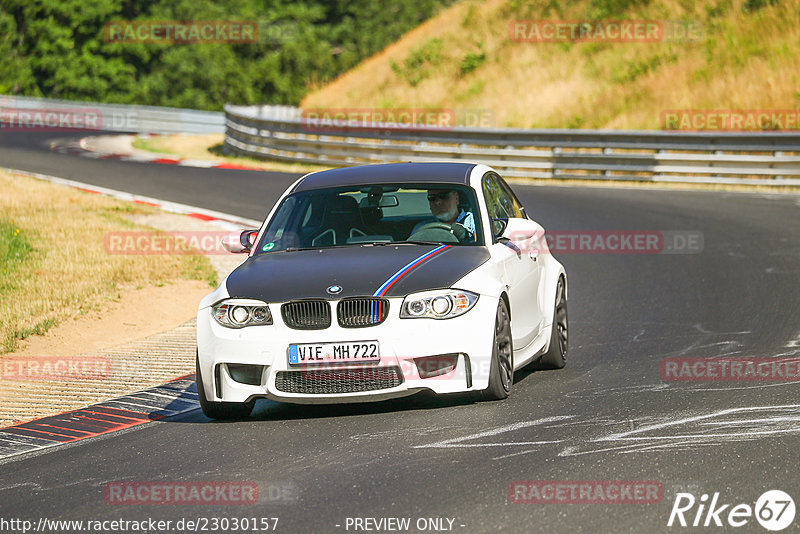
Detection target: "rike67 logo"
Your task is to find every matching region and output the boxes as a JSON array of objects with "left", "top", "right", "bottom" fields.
[{"left": 668, "top": 490, "right": 795, "bottom": 531}]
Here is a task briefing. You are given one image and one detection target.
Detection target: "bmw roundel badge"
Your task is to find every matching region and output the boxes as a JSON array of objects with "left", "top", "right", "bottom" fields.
[{"left": 327, "top": 285, "right": 342, "bottom": 294}]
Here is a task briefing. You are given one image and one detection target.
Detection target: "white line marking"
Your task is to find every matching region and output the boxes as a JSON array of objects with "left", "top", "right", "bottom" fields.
[
  {"left": 688, "top": 381, "right": 800, "bottom": 392},
  {"left": 699, "top": 417, "right": 800, "bottom": 425},
  {"left": 178, "top": 160, "right": 218, "bottom": 168},
  {"left": 424, "top": 441, "right": 562, "bottom": 448},
  {"left": 692, "top": 324, "right": 751, "bottom": 335},
  {"left": 413, "top": 416, "right": 572, "bottom": 449},
  {"left": 597, "top": 404, "right": 800, "bottom": 441},
  {"left": 786, "top": 331, "right": 800, "bottom": 348},
  {"left": 491, "top": 448, "right": 543, "bottom": 461}
]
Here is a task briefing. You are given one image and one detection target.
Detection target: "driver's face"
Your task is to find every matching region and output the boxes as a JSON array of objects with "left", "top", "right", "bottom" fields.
[{"left": 427, "top": 190, "right": 459, "bottom": 220}]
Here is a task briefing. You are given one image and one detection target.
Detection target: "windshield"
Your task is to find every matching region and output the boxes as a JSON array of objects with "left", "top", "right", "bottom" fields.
[{"left": 254, "top": 183, "right": 484, "bottom": 254}]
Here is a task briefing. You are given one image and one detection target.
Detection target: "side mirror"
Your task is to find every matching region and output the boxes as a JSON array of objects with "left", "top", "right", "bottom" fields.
[
  {"left": 222, "top": 229, "right": 259, "bottom": 254},
  {"left": 502, "top": 218, "right": 546, "bottom": 253}
]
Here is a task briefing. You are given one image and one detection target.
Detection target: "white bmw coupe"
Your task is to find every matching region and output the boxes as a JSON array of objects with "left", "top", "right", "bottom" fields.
[{"left": 196, "top": 162, "right": 567, "bottom": 419}]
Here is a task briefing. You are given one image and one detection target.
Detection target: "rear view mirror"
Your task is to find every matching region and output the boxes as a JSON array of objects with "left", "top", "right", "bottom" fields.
[
  {"left": 377, "top": 195, "right": 399, "bottom": 207},
  {"left": 360, "top": 194, "right": 399, "bottom": 208},
  {"left": 222, "top": 229, "right": 259, "bottom": 254}
]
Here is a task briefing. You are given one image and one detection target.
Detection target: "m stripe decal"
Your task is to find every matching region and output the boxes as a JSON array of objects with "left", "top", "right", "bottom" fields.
[{"left": 373, "top": 245, "right": 451, "bottom": 297}]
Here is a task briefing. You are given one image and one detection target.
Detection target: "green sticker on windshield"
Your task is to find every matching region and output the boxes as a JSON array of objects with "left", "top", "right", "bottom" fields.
[{"left": 262, "top": 242, "right": 275, "bottom": 251}]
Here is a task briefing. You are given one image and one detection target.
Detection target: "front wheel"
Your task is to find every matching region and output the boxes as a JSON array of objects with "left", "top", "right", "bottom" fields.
[
  {"left": 538, "top": 277, "right": 567, "bottom": 370},
  {"left": 196, "top": 352, "right": 254, "bottom": 420},
  {"left": 482, "top": 299, "right": 513, "bottom": 401}
]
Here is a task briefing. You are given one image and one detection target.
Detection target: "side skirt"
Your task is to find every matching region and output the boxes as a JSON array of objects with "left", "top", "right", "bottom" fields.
[{"left": 512, "top": 326, "right": 550, "bottom": 370}]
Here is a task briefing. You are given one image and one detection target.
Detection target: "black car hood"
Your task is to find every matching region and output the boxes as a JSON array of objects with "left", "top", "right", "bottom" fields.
[{"left": 225, "top": 245, "right": 490, "bottom": 302}]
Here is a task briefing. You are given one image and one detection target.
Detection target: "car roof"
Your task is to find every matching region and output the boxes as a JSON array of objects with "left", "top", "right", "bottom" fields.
[{"left": 291, "top": 162, "right": 477, "bottom": 193}]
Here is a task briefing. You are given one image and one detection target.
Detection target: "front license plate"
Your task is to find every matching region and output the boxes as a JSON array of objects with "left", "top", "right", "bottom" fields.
[{"left": 288, "top": 341, "right": 380, "bottom": 365}]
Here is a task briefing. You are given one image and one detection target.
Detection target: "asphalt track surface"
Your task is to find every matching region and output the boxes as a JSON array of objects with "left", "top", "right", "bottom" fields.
[{"left": 1, "top": 131, "right": 800, "bottom": 533}]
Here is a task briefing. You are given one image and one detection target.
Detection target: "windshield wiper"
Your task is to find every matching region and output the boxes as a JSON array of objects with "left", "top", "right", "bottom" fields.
[
  {"left": 399, "top": 240, "right": 446, "bottom": 246},
  {"left": 273, "top": 247, "right": 318, "bottom": 253}
]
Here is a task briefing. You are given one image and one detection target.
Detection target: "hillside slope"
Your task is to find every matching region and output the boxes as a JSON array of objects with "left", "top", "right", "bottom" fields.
[{"left": 301, "top": 0, "right": 800, "bottom": 129}]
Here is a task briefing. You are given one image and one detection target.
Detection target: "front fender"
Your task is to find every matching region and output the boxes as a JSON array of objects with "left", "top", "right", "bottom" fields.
[{"left": 199, "top": 281, "right": 231, "bottom": 311}]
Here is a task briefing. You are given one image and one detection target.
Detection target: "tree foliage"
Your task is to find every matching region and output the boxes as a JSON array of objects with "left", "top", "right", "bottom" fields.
[{"left": 0, "top": 0, "right": 453, "bottom": 109}]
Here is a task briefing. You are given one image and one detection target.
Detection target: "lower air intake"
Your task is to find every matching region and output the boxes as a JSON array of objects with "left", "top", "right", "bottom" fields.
[{"left": 274, "top": 367, "right": 403, "bottom": 394}]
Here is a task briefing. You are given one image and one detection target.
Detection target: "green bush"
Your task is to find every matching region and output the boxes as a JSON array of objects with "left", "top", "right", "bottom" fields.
[
  {"left": 394, "top": 37, "right": 444, "bottom": 86},
  {"left": 459, "top": 45, "right": 486, "bottom": 76},
  {"left": 0, "top": 0, "right": 456, "bottom": 109}
]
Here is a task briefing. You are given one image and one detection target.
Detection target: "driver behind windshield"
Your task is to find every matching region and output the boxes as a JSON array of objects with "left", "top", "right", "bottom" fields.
[{"left": 412, "top": 189, "right": 476, "bottom": 242}]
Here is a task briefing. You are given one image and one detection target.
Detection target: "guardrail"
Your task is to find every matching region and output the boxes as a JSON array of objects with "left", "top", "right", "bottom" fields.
[
  {"left": 1, "top": 95, "right": 224, "bottom": 134},
  {"left": 224, "top": 104, "right": 800, "bottom": 186}
]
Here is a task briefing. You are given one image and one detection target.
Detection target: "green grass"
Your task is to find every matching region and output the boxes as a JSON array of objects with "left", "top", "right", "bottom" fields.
[
  {"left": 0, "top": 219, "right": 34, "bottom": 293},
  {"left": 7, "top": 318, "right": 57, "bottom": 353},
  {"left": 1, "top": 219, "right": 39, "bottom": 352},
  {"left": 182, "top": 255, "right": 220, "bottom": 288},
  {"left": 131, "top": 136, "right": 160, "bottom": 153}
]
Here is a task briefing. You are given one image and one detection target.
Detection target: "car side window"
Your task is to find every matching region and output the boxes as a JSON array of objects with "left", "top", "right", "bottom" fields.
[
  {"left": 485, "top": 172, "right": 523, "bottom": 219},
  {"left": 496, "top": 176, "right": 525, "bottom": 219},
  {"left": 482, "top": 173, "right": 510, "bottom": 220}
]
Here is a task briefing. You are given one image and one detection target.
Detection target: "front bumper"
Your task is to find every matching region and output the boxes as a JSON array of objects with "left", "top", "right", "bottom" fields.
[{"left": 196, "top": 295, "right": 498, "bottom": 405}]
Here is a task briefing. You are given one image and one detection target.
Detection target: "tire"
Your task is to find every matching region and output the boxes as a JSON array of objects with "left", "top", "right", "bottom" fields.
[
  {"left": 538, "top": 277, "right": 568, "bottom": 370},
  {"left": 196, "top": 352, "right": 254, "bottom": 420},
  {"left": 482, "top": 299, "right": 513, "bottom": 401}
]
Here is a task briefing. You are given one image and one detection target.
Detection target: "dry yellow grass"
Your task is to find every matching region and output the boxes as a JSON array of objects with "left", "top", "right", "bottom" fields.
[
  {"left": 133, "top": 134, "right": 330, "bottom": 174},
  {"left": 302, "top": 0, "right": 800, "bottom": 130},
  {"left": 0, "top": 170, "right": 217, "bottom": 353}
]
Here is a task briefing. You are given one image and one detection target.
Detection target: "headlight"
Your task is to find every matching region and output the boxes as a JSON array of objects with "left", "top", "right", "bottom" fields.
[
  {"left": 212, "top": 299, "right": 273, "bottom": 328},
  {"left": 400, "top": 290, "right": 478, "bottom": 319}
]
